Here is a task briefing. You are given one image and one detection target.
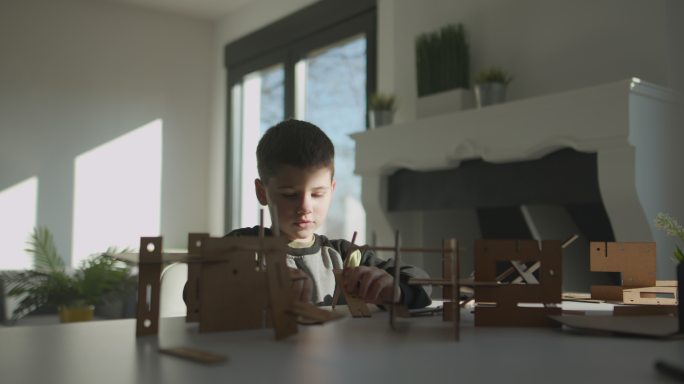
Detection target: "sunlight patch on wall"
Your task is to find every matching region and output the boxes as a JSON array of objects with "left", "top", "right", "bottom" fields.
[
  {"left": 0, "top": 177, "right": 38, "bottom": 270},
  {"left": 71, "top": 119, "right": 162, "bottom": 267}
]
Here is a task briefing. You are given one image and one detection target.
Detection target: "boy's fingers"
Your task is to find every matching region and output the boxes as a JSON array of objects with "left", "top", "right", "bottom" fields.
[
  {"left": 366, "top": 275, "right": 391, "bottom": 303},
  {"left": 357, "top": 269, "right": 375, "bottom": 298},
  {"left": 343, "top": 267, "right": 362, "bottom": 294}
]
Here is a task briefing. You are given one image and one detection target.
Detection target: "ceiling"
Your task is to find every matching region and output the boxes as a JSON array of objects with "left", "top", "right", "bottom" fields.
[{"left": 97, "top": 0, "right": 253, "bottom": 20}]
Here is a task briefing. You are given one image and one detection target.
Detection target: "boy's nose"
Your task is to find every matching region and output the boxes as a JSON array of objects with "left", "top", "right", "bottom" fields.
[{"left": 297, "top": 195, "right": 313, "bottom": 214}]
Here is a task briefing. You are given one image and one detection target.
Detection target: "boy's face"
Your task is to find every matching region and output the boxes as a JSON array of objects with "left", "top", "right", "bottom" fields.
[{"left": 255, "top": 164, "right": 336, "bottom": 244}]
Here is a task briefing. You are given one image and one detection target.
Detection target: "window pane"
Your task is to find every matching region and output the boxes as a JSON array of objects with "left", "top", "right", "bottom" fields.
[
  {"left": 298, "top": 35, "right": 367, "bottom": 243},
  {"left": 236, "top": 64, "right": 284, "bottom": 228}
]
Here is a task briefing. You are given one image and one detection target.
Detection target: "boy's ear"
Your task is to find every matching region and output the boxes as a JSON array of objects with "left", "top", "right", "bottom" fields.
[
  {"left": 255, "top": 179, "right": 268, "bottom": 206},
  {"left": 331, "top": 178, "right": 336, "bottom": 192}
]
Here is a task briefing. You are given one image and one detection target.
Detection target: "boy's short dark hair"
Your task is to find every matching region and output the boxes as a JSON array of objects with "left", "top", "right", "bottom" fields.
[{"left": 257, "top": 119, "right": 335, "bottom": 183}]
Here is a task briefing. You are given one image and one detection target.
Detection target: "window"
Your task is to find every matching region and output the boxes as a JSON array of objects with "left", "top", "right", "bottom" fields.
[{"left": 225, "top": 1, "right": 376, "bottom": 242}]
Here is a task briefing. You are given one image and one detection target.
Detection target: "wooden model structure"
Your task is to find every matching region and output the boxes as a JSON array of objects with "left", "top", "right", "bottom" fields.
[
  {"left": 590, "top": 241, "right": 656, "bottom": 301},
  {"left": 131, "top": 230, "right": 343, "bottom": 340},
  {"left": 474, "top": 239, "right": 562, "bottom": 327},
  {"left": 589, "top": 241, "right": 678, "bottom": 305},
  {"left": 338, "top": 231, "right": 463, "bottom": 340}
]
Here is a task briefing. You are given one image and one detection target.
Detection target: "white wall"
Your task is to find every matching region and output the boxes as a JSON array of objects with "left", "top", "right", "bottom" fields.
[
  {"left": 0, "top": 0, "right": 213, "bottom": 263},
  {"left": 378, "top": 0, "right": 682, "bottom": 123}
]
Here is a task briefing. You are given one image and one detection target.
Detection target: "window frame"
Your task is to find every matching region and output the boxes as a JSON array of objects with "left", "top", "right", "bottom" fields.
[{"left": 224, "top": 0, "right": 377, "bottom": 232}]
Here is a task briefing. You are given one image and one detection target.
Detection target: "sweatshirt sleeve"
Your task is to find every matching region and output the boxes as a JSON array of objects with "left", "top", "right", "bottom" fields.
[{"left": 335, "top": 239, "right": 433, "bottom": 309}]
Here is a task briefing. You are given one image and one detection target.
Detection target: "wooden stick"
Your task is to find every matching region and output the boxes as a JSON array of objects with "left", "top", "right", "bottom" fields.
[
  {"left": 363, "top": 245, "right": 452, "bottom": 253},
  {"left": 562, "top": 234, "right": 579, "bottom": 248}
]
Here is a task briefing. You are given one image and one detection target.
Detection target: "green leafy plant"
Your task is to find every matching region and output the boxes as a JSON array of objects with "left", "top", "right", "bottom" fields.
[
  {"left": 654, "top": 212, "right": 684, "bottom": 264},
  {"left": 1, "top": 227, "right": 134, "bottom": 320},
  {"left": 369, "top": 93, "right": 396, "bottom": 111},
  {"left": 475, "top": 67, "right": 513, "bottom": 85},
  {"left": 415, "top": 23, "right": 470, "bottom": 97}
]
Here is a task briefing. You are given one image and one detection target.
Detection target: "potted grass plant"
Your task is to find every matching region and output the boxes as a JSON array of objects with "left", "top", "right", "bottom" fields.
[
  {"left": 473, "top": 67, "right": 513, "bottom": 108},
  {"left": 415, "top": 23, "right": 469, "bottom": 97},
  {"left": 1, "top": 227, "right": 134, "bottom": 323},
  {"left": 368, "top": 92, "right": 396, "bottom": 129},
  {"left": 414, "top": 24, "right": 472, "bottom": 116}
]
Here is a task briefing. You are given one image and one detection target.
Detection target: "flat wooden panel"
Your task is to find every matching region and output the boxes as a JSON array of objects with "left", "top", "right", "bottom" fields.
[
  {"left": 264, "top": 250, "right": 298, "bottom": 340},
  {"left": 186, "top": 233, "right": 209, "bottom": 323},
  {"left": 474, "top": 239, "right": 561, "bottom": 327},
  {"left": 442, "top": 239, "right": 454, "bottom": 322},
  {"left": 589, "top": 242, "right": 656, "bottom": 287},
  {"left": 623, "top": 286, "right": 677, "bottom": 306},
  {"left": 136, "top": 237, "right": 162, "bottom": 337},
  {"left": 590, "top": 285, "right": 624, "bottom": 301},
  {"left": 198, "top": 237, "right": 288, "bottom": 333}
]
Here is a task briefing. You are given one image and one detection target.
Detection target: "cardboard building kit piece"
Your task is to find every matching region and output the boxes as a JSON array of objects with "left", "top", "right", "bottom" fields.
[
  {"left": 405, "top": 238, "right": 461, "bottom": 340},
  {"left": 622, "top": 280, "right": 678, "bottom": 306},
  {"left": 590, "top": 241, "right": 656, "bottom": 301},
  {"left": 131, "top": 232, "right": 343, "bottom": 341},
  {"left": 474, "top": 239, "right": 562, "bottom": 327}
]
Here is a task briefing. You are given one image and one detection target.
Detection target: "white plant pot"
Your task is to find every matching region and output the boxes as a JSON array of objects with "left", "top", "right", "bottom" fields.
[
  {"left": 369, "top": 110, "right": 394, "bottom": 129},
  {"left": 474, "top": 82, "right": 507, "bottom": 108}
]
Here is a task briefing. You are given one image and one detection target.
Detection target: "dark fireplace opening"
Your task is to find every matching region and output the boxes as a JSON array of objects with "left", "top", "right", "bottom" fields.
[{"left": 386, "top": 148, "right": 617, "bottom": 291}]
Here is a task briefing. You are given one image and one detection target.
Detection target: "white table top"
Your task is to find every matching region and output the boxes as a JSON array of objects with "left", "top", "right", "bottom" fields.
[{"left": 1, "top": 305, "right": 682, "bottom": 384}]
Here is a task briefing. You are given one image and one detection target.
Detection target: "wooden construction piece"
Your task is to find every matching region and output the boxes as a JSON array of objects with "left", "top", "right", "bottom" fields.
[
  {"left": 590, "top": 285, "right": 624, "bottom": 302},
  {"left": 185, "top": 233, "right": 209, "bottom": 322},
  {"left": 159, "top": 347, "right": 227, "bottom": 364},
  {"left": 333, "top": 270, "right": 371, "bottom": 317},
  {"left": 445, "top": 238, "right": 459, "bottom": 340},
  {"left": 332, "top": 231, "right": 358, "bottom": 309},
  {"left": 590, "top": 241, "right": 656, "bottom": 301},
  {"left": 136, "top": 237, "right": 162, "bottom": 337},
  {"left": 474, "top": 239, "right": 562, "bottom": 327},
  {"left": 678, "top": 263, "right": 684, "bottom": 333},
  {"left": 289, "top": 301, "right": 345, "bottom": 323},
  {"left": 198, "top": 236, "right": 288, "bottom": 333},
  {"left": 389, "top": 230, "right": 407, "bottom": 331},
  {"left": 263, "top": 245, "right": 298, "bottom": 340},
  {"left": 623, "top": 281, "right": 678, "bottom": 306},
  {"left": 496, "top": 235, "right": 576, "bottom": 285}
]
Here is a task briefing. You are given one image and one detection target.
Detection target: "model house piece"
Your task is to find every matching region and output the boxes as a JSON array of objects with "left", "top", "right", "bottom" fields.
[{"left": 3, "top": 1, "right": 684, "bottom": 382}]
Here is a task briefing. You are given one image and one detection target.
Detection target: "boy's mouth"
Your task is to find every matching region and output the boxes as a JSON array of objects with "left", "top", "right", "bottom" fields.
[{"left": 295, "top": 220, "right": 314, "bottom": 228}]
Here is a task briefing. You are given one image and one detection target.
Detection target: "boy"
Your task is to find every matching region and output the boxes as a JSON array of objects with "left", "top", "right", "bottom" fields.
[{"left": 231, "top": 119, "right": 432, "bottom": 309}]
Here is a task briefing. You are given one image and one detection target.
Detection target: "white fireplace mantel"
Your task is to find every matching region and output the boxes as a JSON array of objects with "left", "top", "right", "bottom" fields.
[{"left": 352, "top": 78, "right": 683, "bottom": 278}]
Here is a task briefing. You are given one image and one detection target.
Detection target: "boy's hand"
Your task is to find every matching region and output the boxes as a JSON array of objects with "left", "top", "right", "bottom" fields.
[
  {"left": 288, "top": 268, "right": 312, "bottom": 303},
  {"left": 343, "top": 266, "right": 401, "bottom": 304}
]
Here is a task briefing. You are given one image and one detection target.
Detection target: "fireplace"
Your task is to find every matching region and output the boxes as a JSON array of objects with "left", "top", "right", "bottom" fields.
[{"left": 352, "top": 78, "right": 683, "bottom": 290}]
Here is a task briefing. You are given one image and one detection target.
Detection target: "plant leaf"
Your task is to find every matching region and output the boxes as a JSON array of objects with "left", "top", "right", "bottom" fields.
[{"left": 25, "top": 227, "right": 65, "bottom": 274}]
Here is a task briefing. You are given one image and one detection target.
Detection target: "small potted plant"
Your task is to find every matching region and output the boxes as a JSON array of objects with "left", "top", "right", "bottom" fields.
[
  {"left": 1, "top": 227, "right": 134, "bottom": 323},
  {"left": 368, "top": 92, "right": 397, "bottom": 129},
  {"left": 473, "top": 67, "right": 513, "bottom": 108}
]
